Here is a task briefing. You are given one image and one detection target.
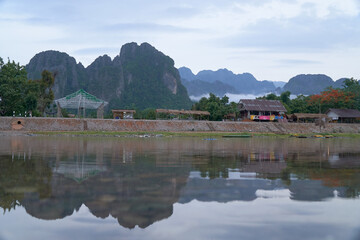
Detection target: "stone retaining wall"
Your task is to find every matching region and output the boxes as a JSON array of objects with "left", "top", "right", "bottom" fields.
[{"left": 1, "top": 117, "right": 360, "bottom": 134}]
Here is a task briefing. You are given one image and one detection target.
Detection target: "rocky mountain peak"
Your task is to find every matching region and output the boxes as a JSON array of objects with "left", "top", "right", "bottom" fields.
[
  {"left": 88, "top": 55, "right": 112, "bottom": 69},
  {"left": 26, "top": 43, "right": 192, "bottom": 110}
]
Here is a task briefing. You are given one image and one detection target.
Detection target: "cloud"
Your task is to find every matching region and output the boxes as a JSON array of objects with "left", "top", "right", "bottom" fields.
[
  {"left": 277, "top": 59, "right": 321, "bottom": 65},
  {"left": 101, "top": 22, "right": 197, "bottom": 33},
  {"left": 1, "top": 0, "right": 360, "bottom": 82},
  {"left": 218, "top": 16, "right": 360, "bottom": 53},
  {"left": 72, "top": 47, "right": 120, "bottom": 56},
  {"left": 162, "top": 6, "right": 201, "bottom": 19},
  {"left": 233, "top": 0, "right": 360, "bottom": 21}
]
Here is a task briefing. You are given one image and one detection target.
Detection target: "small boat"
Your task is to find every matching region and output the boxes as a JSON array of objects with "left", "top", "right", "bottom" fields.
[
  {"left": 313, "top": 135, "right": 324, "bottom": 138},
  {"left": 222, "top": 135, "right": 252, "bottom": 138}
]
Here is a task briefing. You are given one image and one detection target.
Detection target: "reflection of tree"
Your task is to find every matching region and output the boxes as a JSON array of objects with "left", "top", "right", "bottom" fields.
[
  {"left": 2, "top": 136, "right": 360, "bottom": 229},
  {"left": 193, "top": 155, "right": 238, "bottom": 179},
  {"left": 82, "top": 155, "right": 189, "bottom": 229},
  {"left": 282, "top": 159, "right": 360, "bottom": 198},
  {"left": 0, "top": 153, "right": 188, "bottom": 228},
  {"left": 191, "top": 152, "right": 286, "bottom": 180},
  {"left": 0, "top": 156, "right": 52, "bottom": 213}
]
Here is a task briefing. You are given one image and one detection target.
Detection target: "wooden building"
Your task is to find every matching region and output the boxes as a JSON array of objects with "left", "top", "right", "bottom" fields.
[
  {"left": 238, "top": 99, "right": 287, "bottom": 121},
  {"left": 326, "top": 108, "right": 360, "bottom": 123},
  {"left": 112, "top": 110, "right": 136, "bottom": 119},
  {"left": 289, "top": 113, "right": 329, "bottom": 123}
]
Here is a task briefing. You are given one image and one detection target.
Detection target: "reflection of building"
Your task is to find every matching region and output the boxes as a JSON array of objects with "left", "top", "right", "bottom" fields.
[
  {"left": 179, "top": 173, "right": 346, "bottom": 203},
  {"left": 179, "top": 176, "right": 285, "bottom": 203},
  {"left": 1, "top": 136, "right": 360, "bottom": 230},
  {"left": 6, "top": 152, "right": 189, "bottom": 229},
  {"left": 53, "top": 161, "right": 107, "bottom": 182}
]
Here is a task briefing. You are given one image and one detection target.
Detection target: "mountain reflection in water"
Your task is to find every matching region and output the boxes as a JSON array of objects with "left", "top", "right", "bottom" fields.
[{"left": 0, "top": 136, "right": 359, "bottom": 230}]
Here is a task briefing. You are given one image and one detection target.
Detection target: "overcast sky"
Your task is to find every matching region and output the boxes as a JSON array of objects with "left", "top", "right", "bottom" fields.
[{"left": 1, "top": 0, "right": 359, "bottom": 82}]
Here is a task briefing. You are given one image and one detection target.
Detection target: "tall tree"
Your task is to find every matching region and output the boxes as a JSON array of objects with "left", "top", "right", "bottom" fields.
[
  {"left": 342, "top": 78, "right": 360, "bottom": 110},
  {"left": 36, "top": 70, "right": 55, "bottom": 115},
  {"left": 0, "top": 57, "right": 55, "bottom": 116},
  {"left": 308, "top": 88, "right": 355, "bottom": 113},
  {"left": 192, "top": 93, "right": 238, "bottom": 121},
  {"left": 0, "top": 58, "right": 28, "bottom": 116}
]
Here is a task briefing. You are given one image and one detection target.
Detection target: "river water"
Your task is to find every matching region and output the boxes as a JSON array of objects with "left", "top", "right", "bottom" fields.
[{"left": 0, "top": 135, "right": 359, "bottom": 240}]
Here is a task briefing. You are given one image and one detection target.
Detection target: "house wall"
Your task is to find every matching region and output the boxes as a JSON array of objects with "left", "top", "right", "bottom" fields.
[{"left": 327, "top": 112, "right": 339, "bottom": 120}]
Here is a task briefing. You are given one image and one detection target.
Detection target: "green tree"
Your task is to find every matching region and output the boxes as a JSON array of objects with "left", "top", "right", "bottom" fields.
[
  {"left": 342, "top": 78, "right": 360, "bottom": 110},
  {"left": 264, "top": 93, "right": 278, "bottom": 100},
  {"left": 0, "top": 58, "right": 28, "bottom": 116},
  {"left": 136, "top": 108, "right": 156, "bottom": 119},
  {"left": 0, "top": 58, "right": 56, "bottom": 116},
  {"left": 280, "top": 91, "right": 291, "bottom": 105},
  {"left": 36, "top": 70, "right": 55, "bottom": 115},
  {"left": 288, "top": 95, "right": 311, "bottom": 113},
  {"left": 192, "top": 93, "right": 237, "bottom": 121}
]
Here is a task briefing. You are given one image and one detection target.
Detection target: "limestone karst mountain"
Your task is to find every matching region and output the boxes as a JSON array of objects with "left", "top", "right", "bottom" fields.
[{"left": 26, "top": 42, "right": 192, "bottom": 110}]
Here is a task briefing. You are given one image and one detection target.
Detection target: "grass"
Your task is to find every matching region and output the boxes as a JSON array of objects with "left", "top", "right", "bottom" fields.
[
  {"left": 30, "top": 131, "right": 293, "bottom": 138},
  {"left": 28, "top": 130, "right": 360, "bottom": 138}
]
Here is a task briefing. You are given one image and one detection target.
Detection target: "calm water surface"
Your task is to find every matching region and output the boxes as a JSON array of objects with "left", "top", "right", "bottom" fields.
[{"left": 0, "top": 136, "right": 360, "bottom": 240}]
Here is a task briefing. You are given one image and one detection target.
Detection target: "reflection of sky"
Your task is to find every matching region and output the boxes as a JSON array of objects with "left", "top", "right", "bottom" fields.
[
  {"left": 1, "top": 136, "right": 360, "bottom": 239},
  {"left": 1, "top": 198, "right": 359, "bottom": 240}
]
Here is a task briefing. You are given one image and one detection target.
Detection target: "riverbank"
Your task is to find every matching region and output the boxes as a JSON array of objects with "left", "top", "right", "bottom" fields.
[
  {"left": 1, "top": 117, "right": 360, "bottom": 135},
  {"left": 1, "top": 130, "right": 360, "bottom": 139}
]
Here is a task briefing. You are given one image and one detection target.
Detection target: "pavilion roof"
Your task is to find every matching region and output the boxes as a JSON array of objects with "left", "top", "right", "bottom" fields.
[{"left": 55, "top": 89, "right": 108, "bottom": 109}]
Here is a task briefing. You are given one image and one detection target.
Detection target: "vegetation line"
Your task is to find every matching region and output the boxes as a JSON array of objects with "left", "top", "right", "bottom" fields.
[{"left": 29, "top": 131, "right": 360, "bottom": 138}]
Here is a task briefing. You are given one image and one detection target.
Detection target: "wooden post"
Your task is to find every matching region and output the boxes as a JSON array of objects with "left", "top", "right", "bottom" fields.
[
  {"left": 56, "top": 102, "right": 63, "bottom": 118},
  {"left": 97, "top": 103, "right": 104, "bottom": 119}
]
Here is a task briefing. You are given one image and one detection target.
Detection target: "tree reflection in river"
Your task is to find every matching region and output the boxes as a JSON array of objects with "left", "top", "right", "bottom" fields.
[{"left": 0, "top": 136, "right": 359, "bottom": 229}]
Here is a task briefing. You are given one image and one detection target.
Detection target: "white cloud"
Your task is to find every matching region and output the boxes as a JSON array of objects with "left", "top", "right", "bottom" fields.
[{"left": 0, "top": 0, "right": 360, "bottom": 82}]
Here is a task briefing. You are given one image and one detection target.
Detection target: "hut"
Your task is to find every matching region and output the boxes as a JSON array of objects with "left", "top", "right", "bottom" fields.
[
  {"left": 156, "top": 109, "right": 210, "bottom": 120},
  {"left": 112, "top": 110, "right": 136, "bottom": 119},
  {"left": 238, "top": 99, "right": 287, "bottom": 121},
  {"left": 55, "top": 89, "right": 108, "bottom": 118},
  {"left": 326, "top": 108, "right": 360, "bottom": 123},
  {"left": 289, "top": 113, "right": 329, "bottom": 123}
]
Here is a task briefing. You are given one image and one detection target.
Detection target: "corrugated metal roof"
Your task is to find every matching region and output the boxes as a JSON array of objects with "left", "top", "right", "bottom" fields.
[
  {"left": 326, "top": 108, "right": 360, "bottom": 118},
  {"left": 55, "top": 89, "right": 108, "bottom": 109},
  {"left": 239, "top": 99, "right": 287, "bottom": 112}
]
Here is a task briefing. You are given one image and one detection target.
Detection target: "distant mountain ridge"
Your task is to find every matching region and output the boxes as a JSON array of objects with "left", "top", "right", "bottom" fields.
[
  {"left": 179, "top": 67, "right": 276, "bottom": 96},
  {"left": 179, "top": 67, "right": 350, "bottom": 96},
  {"left": 283, "top": 74, "right": 349, "bottom": 95},
  {"left": 26, "top": 43, "right": 192, "bottom": 110},
  {"left": 25, "top": 45, "right": 352, "bottom": 109}
]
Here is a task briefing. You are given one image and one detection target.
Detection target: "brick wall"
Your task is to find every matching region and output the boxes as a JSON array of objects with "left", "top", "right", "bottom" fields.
[{"left": 1, "top": 117, "right": 360, "bottom": 134}]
